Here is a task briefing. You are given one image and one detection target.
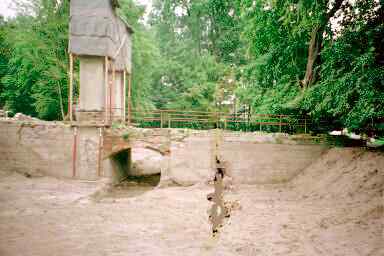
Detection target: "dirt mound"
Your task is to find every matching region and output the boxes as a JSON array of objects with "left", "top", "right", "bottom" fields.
[
  {"left": 287, "top": 148, "right": 383, "bottom": 256},
  {"left": 290, "top": 148, "right": 384, "bottom": 200}
]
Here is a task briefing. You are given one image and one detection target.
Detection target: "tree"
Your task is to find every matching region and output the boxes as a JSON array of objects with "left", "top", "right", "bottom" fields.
[
  {"left": 302, "top": 0, "right": 384, "bottom": 129},
  {"left": 0, "top": 0, "right": 158, "bottom": 119},
  {"left": 1, "top": 0, "right": 69, "bottom": 120},
  {"left": 302, "top": 0, "right": 344, "bottom": 88},
  {"left": 148, "top": 0, "right": 242, "bottom": 111},
  {"left": 0, "top": 16, "right": 10, "bottom": 109},
  {"left": 118, "top": 0, "right": 159, "bottom": 111},
  {"left": 0, "top": 0, "right": 382, "bottom": 131}
]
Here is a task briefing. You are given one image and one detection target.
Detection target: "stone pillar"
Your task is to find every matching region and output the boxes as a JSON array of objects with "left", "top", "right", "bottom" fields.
[
  {"left": 74, "top": 127, "right": 100, "bottom": 180},
  {"left": 112, "top": 71, "right": 124, "bottom": 121},
  {"left": 78, "top": 56, "right": 105, "bottom": 122}
]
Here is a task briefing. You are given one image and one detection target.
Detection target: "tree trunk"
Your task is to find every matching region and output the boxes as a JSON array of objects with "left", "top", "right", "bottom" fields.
[
  {"left": 301, "top": 0, "right": 344, "bottom": 88},
  {"left": 302, "top": 25, "right": 322, "bottom": 88},
  {"left": 57, "top": 82, "right": 65, "bottom": 120}
]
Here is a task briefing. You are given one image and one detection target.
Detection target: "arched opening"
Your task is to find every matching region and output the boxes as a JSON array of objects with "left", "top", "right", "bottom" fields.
[
  {"left": 108, "top": 147, "right": 162, "bottom": 198},
  {"left": 110, "top": 148, "right": 132, "bottom": 183}
]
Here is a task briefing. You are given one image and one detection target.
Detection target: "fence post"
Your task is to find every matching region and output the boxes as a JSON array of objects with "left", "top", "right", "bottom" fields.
[
  {"left": 160, "top": 111, "right": 164, "bottom": 129},
  {"left": 168, "top": 113, "right": 171, "bottom": 128},
  {"left": 216, "top": 112, "right": 219, "bottom": 129},
  {"left": 304, "top": 118, "right": 307, "bottom": 134},
  {"left": 279, "top": 115, "right": 282, "bottom": 133}
]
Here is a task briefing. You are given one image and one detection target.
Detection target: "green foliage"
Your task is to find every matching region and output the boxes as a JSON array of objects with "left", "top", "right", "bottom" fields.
[
  {"left": 149, "top": 0, "right": 241, "bottom": 111},
  {"left": 0, "top": 0, "right": 159, "bottom": 119},
  {"left": 238, "top": 0, "right": 383, "bottom": 131},
  {"left": 239, "top": 0, "right": 319, "bottom": 113},
  {"left": 0, "top": 0, "right": 382, "bottom": 133},
  {"left": 118, "top": 0, "right": 158, "bottom": 111},
  {"left": 302, "top": 18, "right": 384, "bottom": 130},
  {"left": 1, "top": 0, "right": 69, "bottom": 120},
  {"left": 0, "top": 16, "right": 10, "bottom": 108}
]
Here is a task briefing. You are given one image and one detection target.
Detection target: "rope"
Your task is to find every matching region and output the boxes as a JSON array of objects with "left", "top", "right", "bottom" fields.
[{"left": 113, "top": 34, "right": 127, "bottom": 60}]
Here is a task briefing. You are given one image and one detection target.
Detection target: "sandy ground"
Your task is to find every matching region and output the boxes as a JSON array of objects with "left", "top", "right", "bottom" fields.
[{"left": 0, "top": 148, "right": 383, "bottom": 256}]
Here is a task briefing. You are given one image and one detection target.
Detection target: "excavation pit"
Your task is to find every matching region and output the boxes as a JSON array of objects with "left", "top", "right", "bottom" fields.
[{"left": 0, "top": 123, "right": 382, "bottom": 255}]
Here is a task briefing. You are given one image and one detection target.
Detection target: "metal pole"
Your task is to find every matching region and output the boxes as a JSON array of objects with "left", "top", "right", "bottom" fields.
[
  {"left": 279, "top": 115, "right": 282, "bottom": 133},
  {"left": 72, "top": 127, "right": 78, "bottom": 178}
]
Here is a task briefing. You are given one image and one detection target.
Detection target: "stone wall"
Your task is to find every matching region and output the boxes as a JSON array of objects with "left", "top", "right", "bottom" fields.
[
  {"left": 76, "top": 111, "right": 105, "bottom": 123},
  {"left": 0, "top": 121, "right": 169, "bottom": 182},
  {"left": 0, "top": 121, "right": 109, "bottom": 180},
  {"left": 0, "top": 122, "right": 328, "bottom": 186},
  {"left": 221, "top": 141, "right": 326, "bottom": 184},
  {"left": 164, "top": 131, "right": 327, "bottom": 186},
  {"left": 0, "top": 121, "right": 74, "bottom": 178},
  {"left": 75, "top": 127, "right": 102, "bottom": 180}
]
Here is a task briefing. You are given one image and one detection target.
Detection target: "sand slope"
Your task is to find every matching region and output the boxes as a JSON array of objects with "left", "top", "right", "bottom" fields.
[{"left": 214, "top": 148, "right": 383, "bottom": 255}]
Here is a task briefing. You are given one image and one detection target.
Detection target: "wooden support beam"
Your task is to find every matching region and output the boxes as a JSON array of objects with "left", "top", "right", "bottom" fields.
[
  {"left": 104, "top": 56, "right": 109, "bottom": 124},
  {"left": 69, "top": 53, "right": 74, "bottom": 122},
  {"left": 123, "top": 70, "right": 127, "bottom": 123},
  {"left": 111, "top": 62, "right": 115, "bottom": 124},
  {"left": 127, "top": 72, "right": 132, "bottom": 126}
]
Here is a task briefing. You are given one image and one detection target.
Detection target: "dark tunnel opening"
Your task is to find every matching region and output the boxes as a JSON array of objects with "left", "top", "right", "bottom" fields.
[
  {"left": 109, "top": 148, "right": 161, "bottom": 198},
  {"left": 110, "top": 148, "right": 132, "bottom": 183}
]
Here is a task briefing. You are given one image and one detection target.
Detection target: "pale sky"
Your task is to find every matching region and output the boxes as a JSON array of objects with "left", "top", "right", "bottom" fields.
[
  {"left": 136, "top": 0, "right": 152, "bottom": 21},
  {"left": 136, "top": 0, "right": 152, "bottom": 8},
  {"left": 0, "top": 0, "right": 16, "bottom": 18}
]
